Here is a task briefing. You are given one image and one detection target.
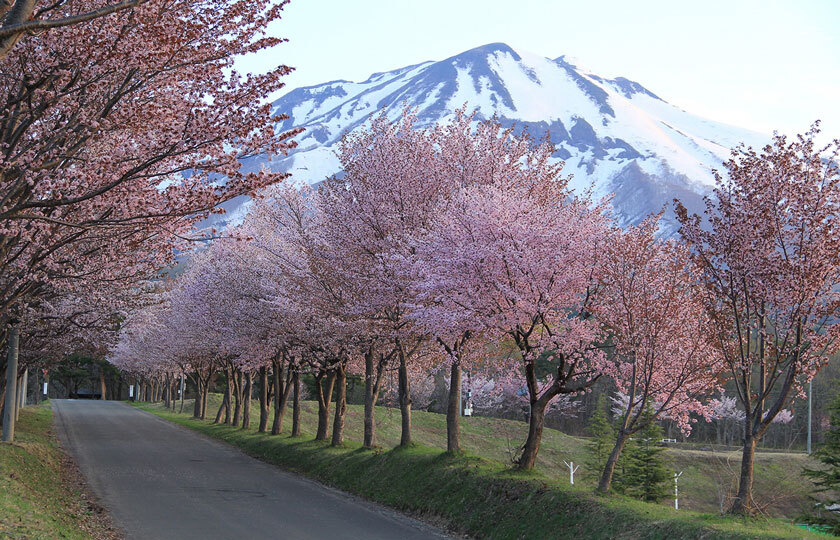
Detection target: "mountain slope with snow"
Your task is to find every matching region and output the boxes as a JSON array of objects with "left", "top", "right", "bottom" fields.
[{"left": 245, "top": 43, "right": 767, "bottom": 231}]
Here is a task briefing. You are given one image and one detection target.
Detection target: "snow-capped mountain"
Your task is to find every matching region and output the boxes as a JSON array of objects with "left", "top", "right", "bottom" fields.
[{"left": 243, "top": 43, "right": 768, "bottom": 231}]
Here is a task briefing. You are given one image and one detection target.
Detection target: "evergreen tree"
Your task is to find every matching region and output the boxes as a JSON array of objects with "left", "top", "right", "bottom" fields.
[
  {"left": 803, "top": 392, "right": 840, "bottom": 533},
  {"left": 619, "top": 407, "right": 670, "bottom": 502},
  {"left": 585, "top": 393, "right": 616, "bottom": 481}
]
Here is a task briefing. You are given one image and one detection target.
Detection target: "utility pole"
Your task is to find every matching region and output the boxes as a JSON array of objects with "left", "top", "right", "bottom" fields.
[
  {"left": 808, "top": 378, "right": 813, "bottom": 455},
  {"left": 2, "top": 324, "right": 20, "bottom": 442}
]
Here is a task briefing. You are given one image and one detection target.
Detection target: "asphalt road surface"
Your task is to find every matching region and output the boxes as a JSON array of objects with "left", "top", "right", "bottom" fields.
[{"left": 52, "top": 399, "right": 448, "bottom": 540}]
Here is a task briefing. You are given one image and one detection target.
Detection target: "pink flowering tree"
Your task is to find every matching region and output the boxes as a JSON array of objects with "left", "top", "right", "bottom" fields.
[
  {"left": 409, "top": 109, "right": 560, "bottom": 453},
  {"left": 0, "top": 0, "right": 298, "bottom": 326},
  {"left": 415, "top": 155, "right": 610, "bottom": 469},
  {"left": 316, "top": 108, "right": 443, "bottom": 447},
  {"left": 591, "top": 217, "right": 720, "bottom": 492},
  {"left": 676, "top": 125, "right": 840, "bottom": 514}
]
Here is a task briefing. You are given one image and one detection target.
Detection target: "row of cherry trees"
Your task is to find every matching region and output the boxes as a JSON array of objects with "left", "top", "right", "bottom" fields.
[
  {"left": 0, "top": 0, "right": 298, "bottom": 437},
  {"left": 111, "top": 111, "right": 840, "bottom": 514}
]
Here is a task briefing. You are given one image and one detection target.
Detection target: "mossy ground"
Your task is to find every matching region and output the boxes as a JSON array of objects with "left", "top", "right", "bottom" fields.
[{"left": 0, "top": 402, "right": 117, "bottom": 540}]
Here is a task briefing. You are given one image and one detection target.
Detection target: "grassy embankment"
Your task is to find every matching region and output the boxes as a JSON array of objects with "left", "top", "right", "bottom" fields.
[
  {"left": 0, "top": 402, "right": 114, "bottom": 540},
  {"left": 136, "top": 395, "right": 822, "bottom": 539}
]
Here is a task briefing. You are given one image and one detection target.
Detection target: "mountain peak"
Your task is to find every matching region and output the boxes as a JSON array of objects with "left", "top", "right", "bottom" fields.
[
  {"left": 261, "top": 43, "right": 768, "bottom": 234},
  {"left": 444, "top": 42, "right": 521, "bottom": 64}
]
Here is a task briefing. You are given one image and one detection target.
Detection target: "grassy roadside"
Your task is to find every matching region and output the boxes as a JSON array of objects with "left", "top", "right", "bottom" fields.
[
  {"left": 136, "top": 400, "right": 822, "bottom": 539},
  {"left": 0, "top": 403, "right": 118, "bottom": 540}
]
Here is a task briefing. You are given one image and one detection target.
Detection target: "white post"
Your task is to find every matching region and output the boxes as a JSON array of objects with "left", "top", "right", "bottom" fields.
[
  {"left": 43, "top": 382, "right": 48, "bottom": 395},
  {"left": 563, "top": 460, "right": 579, "bottom": 485},
  {"left": 129, "top": 385, "right": 134, "bottom": 398},
  {"left": 674, "top": 471, "right": 683, "bottom": 510}
]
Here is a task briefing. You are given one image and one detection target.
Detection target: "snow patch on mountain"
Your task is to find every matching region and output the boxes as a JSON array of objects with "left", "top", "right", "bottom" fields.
[{"left": 254, "top": 42, "right": 768, "bottom": 232}]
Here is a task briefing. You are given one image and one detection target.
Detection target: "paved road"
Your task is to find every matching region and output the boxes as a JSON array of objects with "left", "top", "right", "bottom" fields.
[{"left": 52, "top": 399, "right": 448, "bottom": 540}]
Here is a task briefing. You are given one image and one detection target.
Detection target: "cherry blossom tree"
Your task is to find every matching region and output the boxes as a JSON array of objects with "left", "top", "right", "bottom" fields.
[
  {"left": 676, "top": 125, "right": 840, "bottom": 514},
  {"left": 316, "top": 108, "right": 442, "bottom": 447},
  {"left": 591, "top": 217, "right": 720, "bottom": 493},
  {"left": 0, "top": 0, "right": 298, "bottom": 325},
  {"left": 409, "top": 109, "right": 580, "bottom": 454},
  {"left": 0, "top": 0, "right": 146, "bottom": 59},
  {"left": 414, "top": 151, "right": 610, "bottom": 469}
]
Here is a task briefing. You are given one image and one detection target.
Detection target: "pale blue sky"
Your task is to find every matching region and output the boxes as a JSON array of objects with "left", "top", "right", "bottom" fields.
[{"left": 243, "top": 0, "right": 839, "bottom": 142}]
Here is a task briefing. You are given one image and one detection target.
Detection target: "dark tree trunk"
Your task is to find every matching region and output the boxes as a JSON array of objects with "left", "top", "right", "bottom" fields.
[
  {"left": 731, "top": 434, "right": 757, "bottom": 514},
  {"left": 223, "top": 369, "right": 232, "bottom": 423},
  {"left": 232, "top": 370, "right": 242, "bottom": 426},
  {"left": 597, "top": 430, "right": 632, "bottom": 492},
  {"left": 331, "top": 363, "right": 347, "bottom": 447},
  {"left": 258, "top": 366, "right": 269, "bottom": 433},
  {"left": 271, "top": 360, "right": 284, "bottom": 435},
  {"left": 315, "top": 370, "right": 335, "bottom": 441},
  {"left": 242, "top": 371, "right": 252, "bottom": 429},
  {"left": 363, "top": 349, "right": 385, "bottom": 448},
  {"left": 163, "top": 374, "right": 171, "bottom": 409},
  {"left": 397, "top": 345, "right": 412, "bottom": 446},
  {"left": 518, "top": 398, "right": 549, "bottom": 470},
  {"left": 214, "top": 391, "right": 228, "bottom": 424},
  {"left": 192, "top": 373, "right": 202, "bottom": 418},
  {"left": 446, "top": 361, "right": 461, "bottom": 454},
  {"left": 272, "top": 360, "right": 293, "bottom": 436},
  {"left": 291, "top": 370, "right": 301, "bottom": 437}
]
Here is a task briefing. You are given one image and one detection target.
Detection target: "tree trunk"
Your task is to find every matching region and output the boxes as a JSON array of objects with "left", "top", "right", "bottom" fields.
[
  {"left": 242, "top": 371, "right": 252, "bottom": 429},
  {"left": 331, "top": 363, "right": 347, "bottom": 446},
  {"left": 232, "top": 370, "right": 242, "bottom": 426},
  {"left": 518, "top": 398, "right": 549, "bottom": 470},
  {"left": 163, "top": 374, "right": 171, "bottom": 409},
  {"left": 2, "top": 327, "right": 19, "bottom": 442},
  {"left": 192, "top": 374, "right": 202, "bottom": 418},
  {"left": 315, "top": 370, "right": 335, "bottom": 441},
  {"left": 398, "top": 348, "right": 412, "bottom": 446},
  {"left": 223, "top": 369, "right": 232, "bottom": 423},
  {"left": 99, "top": 373, "right": 107, "bottom": 400},
  {"left": 272, "top": 361, "right": 292, "bottom": 435},
  {"left": 363, "top": 349, "right": 385, "bottom": 448},
  {"left": 291, "top": 370, "right": 301, "bottom": 437},
  {"left": 214, "top": 391, "right": 228, "bottom": 424},
  {"left": 179, "top": 375, "right": 185, "bottom": 413},
  {"left": 446, "top": 361, "right": 461, "bottom": 453},
  {"left": 597, "top": 430, "right": 632, "bottom": 492},
  {"left": 730, "top": 435, "right": 757, "bottom": 514},
  {"left": 258, "top": 366, "right": 269, "bottom": 433}
]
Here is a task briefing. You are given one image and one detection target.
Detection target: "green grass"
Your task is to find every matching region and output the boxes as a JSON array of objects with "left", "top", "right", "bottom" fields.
[
  {"left": 137, "top": 396, "right": 823, "bottom": 539},
  {"left": 0, "top": 402, "right": 108, "bottom": 540}
]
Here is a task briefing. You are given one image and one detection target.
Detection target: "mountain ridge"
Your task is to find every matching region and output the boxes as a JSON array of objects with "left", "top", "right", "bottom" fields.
[{"left": 231, "top": 42, "right": 768, "bottom": 232}]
